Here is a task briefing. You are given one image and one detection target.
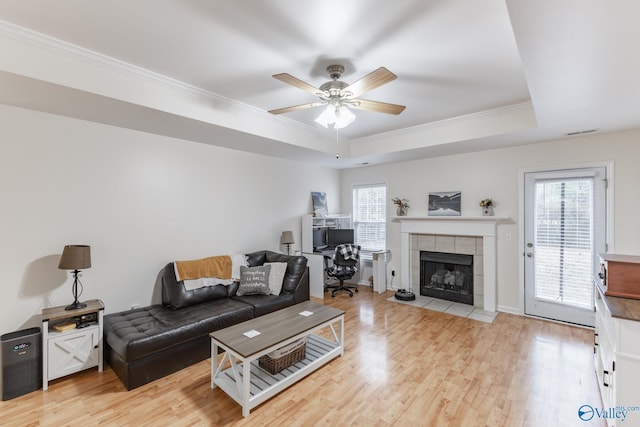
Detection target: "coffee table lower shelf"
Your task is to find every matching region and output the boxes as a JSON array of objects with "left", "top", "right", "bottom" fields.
[{"left": 212, "top": 334, "right": 341, "bottom": 416}]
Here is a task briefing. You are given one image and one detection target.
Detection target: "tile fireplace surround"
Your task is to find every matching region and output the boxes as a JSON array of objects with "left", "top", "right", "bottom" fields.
[{"left": 393, "top": 216, "right": 509, "bottom": 312}]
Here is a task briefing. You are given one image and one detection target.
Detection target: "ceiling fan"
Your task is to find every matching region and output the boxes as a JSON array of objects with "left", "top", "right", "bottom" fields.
[{"left": 269, "top": 64, "right": 406, "bottom": 128}]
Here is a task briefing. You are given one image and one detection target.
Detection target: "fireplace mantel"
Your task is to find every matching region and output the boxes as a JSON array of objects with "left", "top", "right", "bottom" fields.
[{"left": 392, "top": 216, "right": 510, "bottom": 312}]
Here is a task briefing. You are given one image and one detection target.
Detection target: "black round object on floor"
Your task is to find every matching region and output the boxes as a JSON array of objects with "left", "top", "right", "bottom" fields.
[{"left": 394, "top": 289, "right": 416, "bottom": 301}]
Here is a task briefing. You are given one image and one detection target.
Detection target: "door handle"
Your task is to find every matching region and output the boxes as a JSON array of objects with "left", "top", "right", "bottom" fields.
[{"left": 526, "top": 253, "right": 533, "bottom": 258}]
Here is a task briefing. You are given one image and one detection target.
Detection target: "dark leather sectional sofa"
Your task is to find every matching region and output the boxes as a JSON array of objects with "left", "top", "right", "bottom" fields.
[{"left": 103, "top": 250, "right": 309, "bottom": 390}]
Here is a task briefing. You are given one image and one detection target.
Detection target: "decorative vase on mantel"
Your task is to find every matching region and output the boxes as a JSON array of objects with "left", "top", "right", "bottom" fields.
[
  {"left": 392, "top": 197, "right": 410, "bottom": 217},
  {"left": 479, "top": 198, "right": 495, "bottom": 216}
]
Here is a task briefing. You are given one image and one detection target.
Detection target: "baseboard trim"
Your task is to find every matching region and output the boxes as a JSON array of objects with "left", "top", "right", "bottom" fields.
[{"left": 497, "top": 305, "right": 520, "bottom": 315}]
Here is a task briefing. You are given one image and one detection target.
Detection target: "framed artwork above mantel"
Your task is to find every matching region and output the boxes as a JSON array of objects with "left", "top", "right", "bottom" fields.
[{"left": 428, "top": 191, "right": 461, "bottom": 216}]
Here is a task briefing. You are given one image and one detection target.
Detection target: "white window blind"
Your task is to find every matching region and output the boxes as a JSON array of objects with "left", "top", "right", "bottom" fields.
[
  {"left": 534, "top": 177, "right": 594, "bottom": 309},
  {"left": 353, "top": 184, "right": 386, "bottom": 260}
]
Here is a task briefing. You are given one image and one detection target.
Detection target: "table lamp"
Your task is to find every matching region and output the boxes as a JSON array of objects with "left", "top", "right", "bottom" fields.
[
  {"left": 280, "top": 231, "right": 295, "bottom": 255},
  {"left": 58, "top": 245, "right": 91, "bottom": 310}
]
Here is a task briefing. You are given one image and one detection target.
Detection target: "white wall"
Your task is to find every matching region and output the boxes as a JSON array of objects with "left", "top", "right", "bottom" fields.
[
  {"left": 0, "top": 106, "right": 340, "bottom": 333},
  {"left": 340, "top": 130, "right": 640, "bottom": 312},
  {"left": 3, "top": 104, "right": 639, "bottom": 332}
]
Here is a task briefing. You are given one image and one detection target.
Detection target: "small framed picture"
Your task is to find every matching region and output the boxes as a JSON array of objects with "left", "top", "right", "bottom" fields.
[
  {"left": 311, "top": 191, "right": 328, "bottom": 217},
  {"left": 428, "top": 192, "right": 461, "bottom": 216}
]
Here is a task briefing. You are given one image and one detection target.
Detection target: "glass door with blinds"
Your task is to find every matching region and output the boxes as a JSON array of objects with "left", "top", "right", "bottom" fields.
[{"left": 524, "top": 167, "right": 606, "bottom": 326}]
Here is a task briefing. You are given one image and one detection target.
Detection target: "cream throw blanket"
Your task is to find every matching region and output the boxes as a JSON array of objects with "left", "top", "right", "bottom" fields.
[{"left": 174, "top": 254, "right": 247, "bottom": 291}]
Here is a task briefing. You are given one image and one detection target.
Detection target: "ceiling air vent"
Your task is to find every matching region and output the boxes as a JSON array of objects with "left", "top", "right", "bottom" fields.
[{"left": 565, "top": 129, "right": 598, "bottom": 136}]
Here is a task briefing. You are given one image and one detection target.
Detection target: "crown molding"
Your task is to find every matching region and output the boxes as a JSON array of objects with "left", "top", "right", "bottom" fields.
[
  {"left": 0, "top": 19, "right": 275, "bottom": 118},
  {"left": 0, "top": 19, "right": 331, "bottom": 145},
  {"left": 352, "top": 101, "right": 535, "bottom": 144}
]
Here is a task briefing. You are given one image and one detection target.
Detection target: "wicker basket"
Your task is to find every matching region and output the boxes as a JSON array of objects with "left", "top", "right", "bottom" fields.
[{"left": 259, "top": 338, "right": 306, "bottom": 374}]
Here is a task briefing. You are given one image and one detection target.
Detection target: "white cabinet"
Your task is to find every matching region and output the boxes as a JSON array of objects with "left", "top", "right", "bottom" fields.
[
  {"left": 47, "top": 326, "right": 100, "bottom": 380},
  {"left": 302, "top": 214, "right": 352, "bottom": 299},
  {"left": 42, "top": 299, "right": 104, "bottom": 390},
  {"left": 594, "top": 286, "right": 640, "bottom": 426},
  {"left": 301, "top": 213, "right": 351, "bottom": 253}
]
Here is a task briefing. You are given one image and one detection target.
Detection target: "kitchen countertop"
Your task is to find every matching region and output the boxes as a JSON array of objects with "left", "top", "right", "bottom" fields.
[{"left": 597, "top": 281, "right": 640, "bottom": 322}]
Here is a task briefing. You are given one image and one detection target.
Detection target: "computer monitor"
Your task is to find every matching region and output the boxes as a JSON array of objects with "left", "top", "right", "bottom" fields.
[
  {"left": 312, "top": 228, "right": 327, "bottom": 250},
  {"left": 326, "top": 228, "right": 354, "bottom": 247}
]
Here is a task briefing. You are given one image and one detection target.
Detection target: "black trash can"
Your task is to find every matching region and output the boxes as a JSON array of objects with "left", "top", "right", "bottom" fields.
[{"left": 1, "top": 327, "right": 42, "bottom": 400}]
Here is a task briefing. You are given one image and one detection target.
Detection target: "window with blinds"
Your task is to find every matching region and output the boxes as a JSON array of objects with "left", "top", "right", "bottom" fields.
[
  {"left": 534, "top": 177, "right": 594, "bottom": 309},
  {"left": 353, "top": 184, "right": 386, "bottom": 260}
]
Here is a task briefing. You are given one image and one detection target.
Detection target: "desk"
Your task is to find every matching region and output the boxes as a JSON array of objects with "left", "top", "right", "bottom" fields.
[
  {"left": 304, "top": 249, "right": 338, "bottom": 299},
  {"left": 315, "top": 248, "right": 336, "bottom": 257},
  {"left": 303, "top": 252, "right": 325, "bottom": 299}
]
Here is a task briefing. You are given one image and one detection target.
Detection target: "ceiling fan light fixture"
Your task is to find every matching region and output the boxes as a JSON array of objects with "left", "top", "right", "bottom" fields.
[
  {"left": 334, "top": 105, "right": 355, "bottom": 129},
  {"left": 314, "top": 104, "right": 336, "bottom": 128},
  {"left": 271, "top": 64, "right": 405, "bottom": 132},
  {"left": 315, "top": 104, "right": 355, "bottom": 129}
]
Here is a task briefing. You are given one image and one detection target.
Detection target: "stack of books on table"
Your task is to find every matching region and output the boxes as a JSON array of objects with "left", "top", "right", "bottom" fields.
[{"left": 53, "top": 322, "right": 77, "bottom": 332}]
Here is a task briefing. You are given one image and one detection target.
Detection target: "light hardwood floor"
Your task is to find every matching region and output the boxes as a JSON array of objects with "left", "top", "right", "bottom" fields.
[{"left": 1, "top": 287, "right": 605, "bottom": 426}]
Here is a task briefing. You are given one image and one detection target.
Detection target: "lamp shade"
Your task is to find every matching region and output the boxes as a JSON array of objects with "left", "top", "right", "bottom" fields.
[
  {"left": 315, "top": 105, "right": 355, "bottom": 129},
  {"left": 334, "top": 106, "right": 355, "bottom": 129},
  {"left": 280, "top": 231, "right": 295, "bottom": 245},
  {"left": 58, "top": 245, "right": 91, "bottom": 270},
  {"left": 315, "top": 105, "right": 337, "bottom": 128}
]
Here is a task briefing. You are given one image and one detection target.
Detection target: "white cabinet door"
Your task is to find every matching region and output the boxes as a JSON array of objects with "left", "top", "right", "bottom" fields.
[{"left": 47, "top": 327, "right": 99, "bottom": 380}]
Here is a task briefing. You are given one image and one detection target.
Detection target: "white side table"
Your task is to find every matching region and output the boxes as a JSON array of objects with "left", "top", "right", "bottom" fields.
[{"left": 41, "top": 299, "right": 104, "bottom": 390}]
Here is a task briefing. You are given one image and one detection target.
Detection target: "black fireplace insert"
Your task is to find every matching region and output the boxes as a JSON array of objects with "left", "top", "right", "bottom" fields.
[{"left": 420, "top": 251, "right": 474, "bottom": 305}]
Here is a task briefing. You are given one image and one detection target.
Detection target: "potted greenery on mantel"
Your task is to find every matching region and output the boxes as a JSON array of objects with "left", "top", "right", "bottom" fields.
[{"left": 392, "top": 197, "right": 410, "bottom": 216}]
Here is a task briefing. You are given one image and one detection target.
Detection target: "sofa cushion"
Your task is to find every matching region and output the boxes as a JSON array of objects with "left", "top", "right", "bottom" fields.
[
  {"left": 161, "top": 263, "right": 239, "bottom": 309},
  {"left": 232, "top": 293, "right": 295, "bottom": 317},
  {"left": 246, "top": 250, "right": 307, "bottom": 294},
  {"left": 245, "top": 251, "right": 267, "bottom": 267},
  {"left": 237, "top": 265, "right": 271, "bottom": 296},
  {"left": 104, "top": 298, "right": 254, "bottom": 362}
]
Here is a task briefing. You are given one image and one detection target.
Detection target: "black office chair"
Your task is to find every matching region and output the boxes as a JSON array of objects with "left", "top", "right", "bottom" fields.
[{"left": 326, "top": 244, "right": 361, "bottom": 297}]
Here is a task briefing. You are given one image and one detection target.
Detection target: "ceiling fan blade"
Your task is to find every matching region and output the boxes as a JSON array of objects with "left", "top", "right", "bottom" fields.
[
  {"left": 268, "top": 101, "right": 326, "bottom": 115},
  {"left": 273, "top": 73, "right": 322, "bottom": 97},
  {"left": 343, "top": 67, "right": 397, "bottom": 98},
  {"left": 350, "top": 99, "right": 406, "bottom": 115}
]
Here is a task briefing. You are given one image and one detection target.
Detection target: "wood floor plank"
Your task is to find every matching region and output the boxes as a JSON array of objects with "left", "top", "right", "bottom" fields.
[{"left": 0, "top": 287, "right": 605, "bottom": 426}]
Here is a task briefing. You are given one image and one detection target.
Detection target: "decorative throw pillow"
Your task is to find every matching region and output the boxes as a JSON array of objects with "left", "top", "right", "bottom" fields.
[
  {"left": 237, "top": 265, "right": 272, "bottom": 296},
  {"left": 265, "top": 262, "right": 288, "bottom": 295},
  {"left": 231, "top": 253, "right": 249, "bottom": 280}
]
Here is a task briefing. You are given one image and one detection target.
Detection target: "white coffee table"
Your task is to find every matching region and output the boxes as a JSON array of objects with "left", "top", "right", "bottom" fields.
[{"left": 210, "top": 301, "right": 344, "bottom": 417}]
